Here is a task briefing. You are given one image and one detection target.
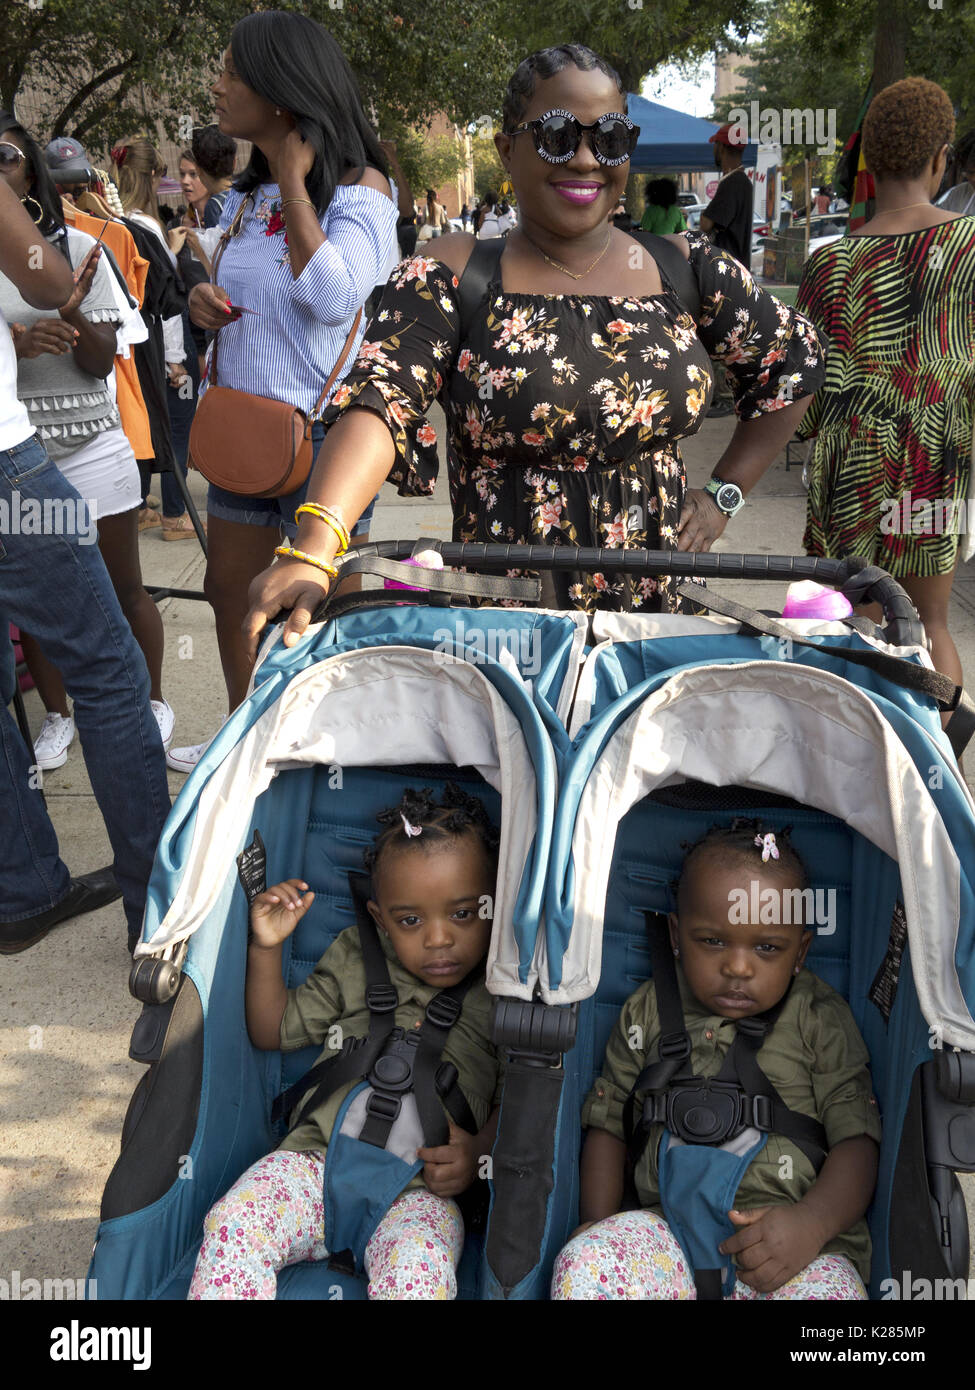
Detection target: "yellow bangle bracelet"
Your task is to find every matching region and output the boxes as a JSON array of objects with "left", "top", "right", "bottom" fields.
[
  {"left": 274, "top": 544, "right": 338, "bottom": 580},
  {"left": 281, "top": 198, "right": 316, "bottom": 211},
  {"left": 294, "top": 503, "right": 350, "bottom": 554}
]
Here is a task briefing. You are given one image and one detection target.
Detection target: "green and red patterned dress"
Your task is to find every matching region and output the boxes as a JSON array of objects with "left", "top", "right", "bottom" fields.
[
  {"left": 796, "top": 219, "right": 975, "bottom": 576},
  {"left": 322, "top": 233, "right": 824, "bottom": 612}
]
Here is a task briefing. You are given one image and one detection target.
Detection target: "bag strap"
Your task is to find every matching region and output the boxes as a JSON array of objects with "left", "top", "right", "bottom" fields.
[
  {"left": 676, "top": 580, "right": 975, "bottom": 759},
  {"left": 457, "top": 237, "right": 506, "bottom": 341},
  {"left": 628, "top": 230, "right": 701, "bottom": 323},
  {"left": 205, "top": 194, "right": 361, "bottom": 417},
  {"left": 207, "top": 194, "right": 252, "bottom": 390},
  {"left": 456, "top": 232, "right": 701, "bottom": 344},
  {"left": 308, "top": 308, "right": 362, "bottom": 423}
]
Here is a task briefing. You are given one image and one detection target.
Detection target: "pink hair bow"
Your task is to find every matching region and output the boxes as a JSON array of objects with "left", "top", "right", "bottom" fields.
[{"left": 755, "top": 832, "right": 779, "bottom": 862}]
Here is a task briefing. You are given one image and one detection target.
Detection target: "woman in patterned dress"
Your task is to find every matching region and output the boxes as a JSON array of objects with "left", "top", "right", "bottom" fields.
[
  {"left": 797, "top": 78, "right": 974, "bottom": 690},
  {"left": 244, "top": 44, "right": 825, "bottom": 650}
]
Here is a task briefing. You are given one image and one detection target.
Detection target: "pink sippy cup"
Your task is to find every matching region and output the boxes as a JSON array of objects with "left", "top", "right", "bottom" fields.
[
  {"left": 383, "top": 549, "right": 445, "bottom": 592},
  {"left": 782, "top": 580, "right": 853, "bottom": 621}
]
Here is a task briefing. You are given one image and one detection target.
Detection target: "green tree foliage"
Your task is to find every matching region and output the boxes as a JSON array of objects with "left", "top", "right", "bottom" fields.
[
  {"left": 4, "top": 0, "right": 767, "bottom": 152},
  {"left": 507, "top": 0, "right": 759, "bottom": 94},
  {"left": 713, "top": 0, "right": 975, "bottom": 166}
]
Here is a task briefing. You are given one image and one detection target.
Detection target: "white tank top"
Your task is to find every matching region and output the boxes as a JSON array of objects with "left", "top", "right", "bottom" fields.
[{"left": 0, "top": 309, "right": 33, "bottom": 452}]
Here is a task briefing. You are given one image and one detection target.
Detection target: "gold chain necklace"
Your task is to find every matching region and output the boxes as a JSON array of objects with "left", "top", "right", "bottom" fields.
[
  {"left": 871, "top": 200, "right": 933, "bottom": 214},
  {"left": 523, "top": 230, "right": 613, "bottom": 281}
]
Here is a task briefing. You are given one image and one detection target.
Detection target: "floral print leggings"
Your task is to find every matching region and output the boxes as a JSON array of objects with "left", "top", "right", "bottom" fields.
[
  {"left": 551, "top": 1211, "right": 867, "bottom": 1300},
  {"left": 188, "top": 1150, "right": 464, "bottom": 1300}
]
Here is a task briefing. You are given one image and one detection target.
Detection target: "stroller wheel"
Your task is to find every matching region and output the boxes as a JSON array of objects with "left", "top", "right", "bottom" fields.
[{"left": 129, "top": 955, "right": 181, "bottom": 1005}]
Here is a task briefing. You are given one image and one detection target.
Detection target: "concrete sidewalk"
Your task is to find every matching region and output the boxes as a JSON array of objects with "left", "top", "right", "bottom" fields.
[{"left": 3, "top": 409, "right": 974, "bottom": 1292}]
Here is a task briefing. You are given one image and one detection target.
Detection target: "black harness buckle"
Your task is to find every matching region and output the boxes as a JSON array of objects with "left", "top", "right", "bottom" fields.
[
  {"left": 750, "top": 1094, "right": 774, "bottom": 1132},
  {"left": 735, "top": 1015, "right": 769, "bottom": 1045},
  {"left": 658, "top": 1030, "right": 692, "bottom": 1063},
  {"left": 364, "top": 1090, "right": 402, "bottom": 1126},
  {"left": 426, "top": 993, "right": 463, "bottom": 1030},
  {"left": 667, "top": 1080, "right": 746, "bottom": 1145},
  {"left": 365, "top": 984, "right": 398, "bottom": 1015}
]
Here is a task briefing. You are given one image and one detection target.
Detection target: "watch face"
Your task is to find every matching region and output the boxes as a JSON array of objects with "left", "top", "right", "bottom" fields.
[{"left": 715, "top": 483, "right": 744, "bottom": 513}]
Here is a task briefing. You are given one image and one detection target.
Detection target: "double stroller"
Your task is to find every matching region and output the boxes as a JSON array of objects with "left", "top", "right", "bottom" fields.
[{"left": 89, "top": 543, "right": 975, "bottom": 1300}]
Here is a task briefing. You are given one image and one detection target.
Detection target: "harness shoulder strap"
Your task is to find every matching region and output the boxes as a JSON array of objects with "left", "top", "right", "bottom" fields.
[
  {"left": 456, "top": 237, "right": 505, "bottom": 341},
  {"left": 411, "top": 974, "right": 480, "bottom": 1146}
]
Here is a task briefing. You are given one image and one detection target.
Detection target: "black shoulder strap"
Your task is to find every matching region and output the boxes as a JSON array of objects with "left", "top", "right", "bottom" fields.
[
  {"left": 629, "top": 231, "right": 701, "bottom": 324},
  {"left": 411, "top": 974, "right": 480, "bottom": 1146},
  {"left": 457, "top": 237, "right": 506, "bottom": 341},
  {"left": 624, "top": 918, "right": 694, "bottom": 1157}
]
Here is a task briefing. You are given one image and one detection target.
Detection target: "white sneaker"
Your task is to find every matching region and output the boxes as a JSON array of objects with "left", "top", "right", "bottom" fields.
[
  {"left": 166, "top": 735, "right": 213, "bottom": 774},
  {"left": 151, "top": 699, "right": 176, "bottom": 751},
  {"left": 33, "top": 712, "right": 76, "bottom": 770}
]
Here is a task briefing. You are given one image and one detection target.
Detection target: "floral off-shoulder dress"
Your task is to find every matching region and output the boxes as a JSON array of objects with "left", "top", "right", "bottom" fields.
[{"left": 322, "top": 232, "right": 825, "bottom": 612}]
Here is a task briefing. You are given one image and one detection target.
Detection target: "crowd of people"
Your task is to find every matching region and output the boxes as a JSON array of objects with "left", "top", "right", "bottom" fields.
[{"left": 1, "top": 13, "right": 973, "bottom": 1302}]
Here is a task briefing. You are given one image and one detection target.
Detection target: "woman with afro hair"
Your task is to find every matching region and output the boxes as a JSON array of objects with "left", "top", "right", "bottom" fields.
[{"left": 796, "top": 77, "right": 975, "bottom": 695}]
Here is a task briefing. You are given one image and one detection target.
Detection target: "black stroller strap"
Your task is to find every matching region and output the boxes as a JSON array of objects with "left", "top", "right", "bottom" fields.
[
  {"left": 412, "top": 974, "right": 479, "bottom": 1147},
  {"left": 676, "top": 581, "right": 973, "bottom": 757}
]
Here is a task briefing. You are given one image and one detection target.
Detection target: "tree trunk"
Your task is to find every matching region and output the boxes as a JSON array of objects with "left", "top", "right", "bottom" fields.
[{"left": 873, "top": 0, "right": 907, "bottom": 92}]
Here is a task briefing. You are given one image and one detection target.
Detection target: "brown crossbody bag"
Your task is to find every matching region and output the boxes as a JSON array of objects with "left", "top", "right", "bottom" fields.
[{"left": 188, "top": 194, "right": 363, "bottom": 498}]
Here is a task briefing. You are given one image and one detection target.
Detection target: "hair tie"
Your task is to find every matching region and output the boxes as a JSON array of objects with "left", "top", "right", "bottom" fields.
[
  {"left": 755, "top": 832, "right": 779, "bottom": 862},
  {"left": 400, "top": 813, "right": 422, "bottom": 838},
  {"left": 110, "top": 145, "right": 128, "bottom": 168}
]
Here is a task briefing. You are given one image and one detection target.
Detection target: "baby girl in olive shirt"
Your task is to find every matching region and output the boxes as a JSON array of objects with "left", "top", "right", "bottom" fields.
[{"left": 553, "top": 821, "right": 881, "bottom": 1300}]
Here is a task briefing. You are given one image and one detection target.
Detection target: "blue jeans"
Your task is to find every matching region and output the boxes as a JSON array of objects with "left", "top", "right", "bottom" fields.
[{"left": 0, "top": 434, "right": 171, "bottom": 934}]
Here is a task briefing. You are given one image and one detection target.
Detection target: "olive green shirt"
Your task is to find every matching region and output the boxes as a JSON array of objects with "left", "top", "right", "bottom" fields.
[
  {"left": 583, "top": 968, "right": 882, "bottom": 1281},
  {"left": 277, "top": 927, "right": 500, "bottom": 1185}
]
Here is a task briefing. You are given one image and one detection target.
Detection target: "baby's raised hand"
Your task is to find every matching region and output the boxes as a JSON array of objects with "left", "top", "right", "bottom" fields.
[
  {"left": 719, "top": 1205, "right": 827, "bottom": 1294},
  {"left": 249, "top": 879, "right": 315, "bottom": 949}
]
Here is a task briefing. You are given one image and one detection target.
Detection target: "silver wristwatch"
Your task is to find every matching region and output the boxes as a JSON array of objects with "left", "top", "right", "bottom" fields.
[{"left": 703, "top": 477, "right": 746, "bottom": 518}]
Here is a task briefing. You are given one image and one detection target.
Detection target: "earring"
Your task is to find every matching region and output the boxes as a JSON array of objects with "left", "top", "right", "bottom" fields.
[
  {"left": 275, "top": 108, "right": 282, "bottom": 116},
  {"left": 673, "top": 947, "right": 680, "bottom": 958},
  {"left": 21, "top": 195, "right": 43, "bottom": 225}
]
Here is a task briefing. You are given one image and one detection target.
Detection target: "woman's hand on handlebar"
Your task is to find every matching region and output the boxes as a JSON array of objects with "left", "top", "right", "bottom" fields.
[
  {"left": 676, "top": 488, "right": 728, "bottom": 552},
  {"left": 243, "top": 558, "right": 332, "bottom": 662},
  {"left": 189, "top": 282, "right": 238, "bottom": 330}
]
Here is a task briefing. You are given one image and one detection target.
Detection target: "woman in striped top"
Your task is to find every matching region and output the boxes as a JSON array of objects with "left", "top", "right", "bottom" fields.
[
  {"left": 173, "top": 11, "right": 396, "bottom": 770},
  {"left": 796, "top": 78, "right": 975, "bottom": 696}
]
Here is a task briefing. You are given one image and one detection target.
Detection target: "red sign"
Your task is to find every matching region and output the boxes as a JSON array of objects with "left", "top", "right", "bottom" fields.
[{"left": 705, "top": 178, "right": 719, "bottom": 198}]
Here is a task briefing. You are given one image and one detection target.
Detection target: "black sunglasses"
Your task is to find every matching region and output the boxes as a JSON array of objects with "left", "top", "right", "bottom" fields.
[{"left": 507, "top": 109, "right": 640, "bottom": 166}]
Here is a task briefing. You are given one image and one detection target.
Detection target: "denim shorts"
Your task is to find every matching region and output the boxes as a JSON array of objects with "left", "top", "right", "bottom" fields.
[{"left": 206, "top": 421, "right": 376, "bottom": 538}]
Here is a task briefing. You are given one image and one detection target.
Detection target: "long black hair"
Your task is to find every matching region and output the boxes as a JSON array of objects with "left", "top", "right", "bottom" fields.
[
  {"left": 0, "top": 110, "right": 67, "bottom": 246},
  {"left": 229, "top": 11, "right": 388, "bottom": 216}
]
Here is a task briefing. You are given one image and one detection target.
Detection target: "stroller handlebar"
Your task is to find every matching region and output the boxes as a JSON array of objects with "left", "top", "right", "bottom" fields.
[{"left": 335, "top": 544, "right": 923, "bottom": 648}]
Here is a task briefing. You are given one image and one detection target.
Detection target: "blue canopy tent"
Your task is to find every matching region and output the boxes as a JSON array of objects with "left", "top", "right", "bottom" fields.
[{"left": 626, "top": 94, "right": 758, "bottom": 173}]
